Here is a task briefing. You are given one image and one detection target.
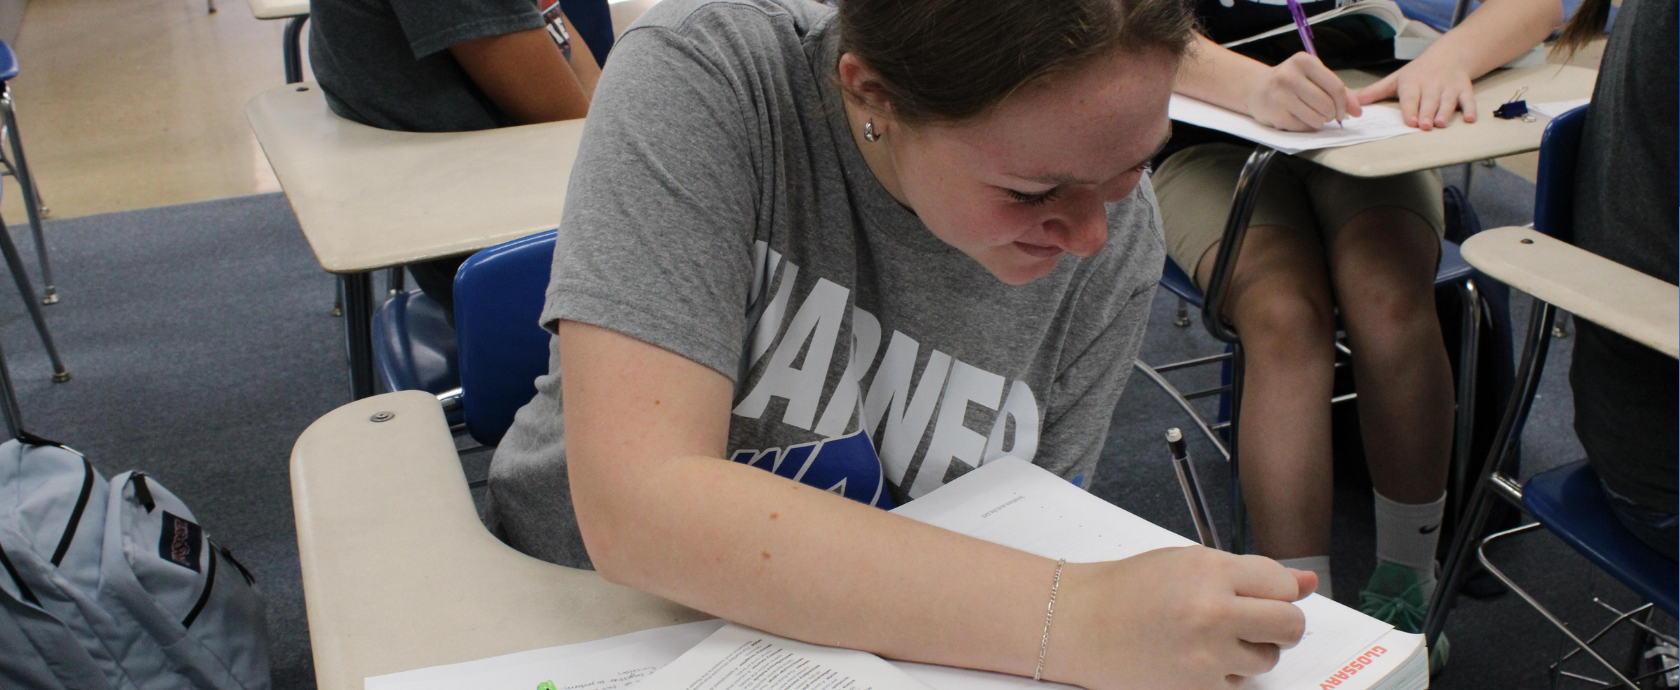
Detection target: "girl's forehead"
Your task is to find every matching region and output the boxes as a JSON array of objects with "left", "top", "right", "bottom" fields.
[{"left": 928, "top": 52, "right": 1176, "bottom": 176}]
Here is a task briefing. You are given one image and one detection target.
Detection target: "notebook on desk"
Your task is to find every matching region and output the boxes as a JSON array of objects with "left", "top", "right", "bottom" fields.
[{"left": 365, "top": 458, "right": 1426, "bottom": 690}]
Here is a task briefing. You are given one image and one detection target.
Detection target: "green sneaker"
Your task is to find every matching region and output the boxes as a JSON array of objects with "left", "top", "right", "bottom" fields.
[{"left": 1359, "top": 561, "right": 1450, "bottom": 676}]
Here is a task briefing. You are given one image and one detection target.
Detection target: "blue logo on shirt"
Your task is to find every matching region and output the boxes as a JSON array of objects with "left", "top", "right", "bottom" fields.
[{"left": 729, "top": 431, "right": 895, "bottom": 509}]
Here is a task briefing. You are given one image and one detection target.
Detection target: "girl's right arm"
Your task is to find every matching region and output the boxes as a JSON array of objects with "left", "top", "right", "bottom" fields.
[
  {"left": 1175, "top": 33, "right": 1362, "bottom": 131},
  {"left": 561, "top": 319, "right": 1315, "bottom": 690}
]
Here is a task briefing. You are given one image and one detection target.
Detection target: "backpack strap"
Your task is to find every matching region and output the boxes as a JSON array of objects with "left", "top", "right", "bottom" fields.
[{"left": 0, "top": 537, "right": 40, "bottom": 605}]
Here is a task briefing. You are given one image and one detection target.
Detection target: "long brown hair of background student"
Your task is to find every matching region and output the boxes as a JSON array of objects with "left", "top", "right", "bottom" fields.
[{"left": 1552, "top": 0, "right": 1612, "bottom": 60}]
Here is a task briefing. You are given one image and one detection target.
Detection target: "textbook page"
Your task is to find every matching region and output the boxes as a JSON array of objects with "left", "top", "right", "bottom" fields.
[
  {"left": 893, "top": 457, "right": 1422, "bottom": 690},
  {"left": 1221, "top": 0, "right": 1408, "bottom": 49},
  {"left": 363, "top": 620, "right": 726, "bottom": 690},
  {"left": 1169, "top": 96, "right": 1416, "bottom": 155},
  {"left": 635, "top": 623, "right": 934, "bottom": 690}
]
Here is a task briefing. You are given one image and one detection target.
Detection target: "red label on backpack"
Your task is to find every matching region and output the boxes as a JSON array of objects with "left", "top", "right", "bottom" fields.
[{"left": 158, "top": 511, "right": 202, "bottom": 572}]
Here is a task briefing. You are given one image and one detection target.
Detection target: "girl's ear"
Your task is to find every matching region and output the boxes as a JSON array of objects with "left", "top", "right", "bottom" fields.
[{"left": 837, "top": 52, "right": 895, "bottom": 118}]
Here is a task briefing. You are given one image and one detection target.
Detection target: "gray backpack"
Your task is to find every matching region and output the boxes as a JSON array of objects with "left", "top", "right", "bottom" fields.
[{"left": 0, "top": 434, "right": 271, "bottom": 689}]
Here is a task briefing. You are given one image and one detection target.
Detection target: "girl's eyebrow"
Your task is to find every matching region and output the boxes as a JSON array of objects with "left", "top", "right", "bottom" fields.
[{"left": 1005, "top": 129, "right": 1174, "bottom": 186}]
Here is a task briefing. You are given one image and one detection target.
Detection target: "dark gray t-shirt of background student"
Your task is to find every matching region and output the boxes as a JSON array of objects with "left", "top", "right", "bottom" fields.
[
  {"left": 482, "top": 0, "right": 1165, "bottom": 569},
  {"left": 309, "top": 0, "right": 544, "bottom": 132}
]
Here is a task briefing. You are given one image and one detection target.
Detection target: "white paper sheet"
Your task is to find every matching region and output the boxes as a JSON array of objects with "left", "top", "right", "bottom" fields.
[
  {"left": 1168, "top": 95, "right": 1417, "bottom": 155},
  {"left": 365, "top": 459, "right": 1421, "bottom": 690},
  {"left": 1530, "top": 98, "right": 1591, "bottom": 119},
  {"left": 893, "top": 458, "right": 1418, "bottom": 690},
  {"left": 363, "top": 620, "right": 726, "bottom": 690},
  {"left": 634, "top": 624, "right": 934, "bottom": 690}
]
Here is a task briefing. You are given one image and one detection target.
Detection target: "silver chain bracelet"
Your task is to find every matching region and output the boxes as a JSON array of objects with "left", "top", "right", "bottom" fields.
[{"left": 1034, "top": 558, "right": 1067, "bottom": 682}]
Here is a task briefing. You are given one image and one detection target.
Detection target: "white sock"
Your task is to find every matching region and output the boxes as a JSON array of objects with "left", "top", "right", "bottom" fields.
[
  {"left": 1374, "top": 490, "right": 1446, "bottom": 582},
  {"left": 1278, "top": 555, "right": 1333, "bottom": 598}
]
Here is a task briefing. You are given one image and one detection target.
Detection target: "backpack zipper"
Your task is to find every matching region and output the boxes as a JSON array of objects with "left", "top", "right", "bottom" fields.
[
  {"left": 180, "top": 543, "right": 217, "bottom": 629},
  {"left": 48, "top": 457, "right": 94, "bottom": 567}
]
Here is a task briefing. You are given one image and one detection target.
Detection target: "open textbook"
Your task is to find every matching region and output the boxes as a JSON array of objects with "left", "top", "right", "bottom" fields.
[
  {"left": 1221, "top": 0, "right": 1545, "bottom": 70},
  {"left": 366, "top": 458, "right": 1425, "bottom": 690}
]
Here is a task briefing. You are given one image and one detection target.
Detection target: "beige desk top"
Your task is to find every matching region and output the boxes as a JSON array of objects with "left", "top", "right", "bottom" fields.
[
  {"left": 247, "top": 84, "right": 585, "bottom": 273},
  {"left": 1462, "top": 226, "right": 1679, "bottom": 358},
  {"left": 1303, "top": 64, "right": 1597, "bottom": 177},
  {"left": 291, "top": 391, "right": 707, "bottom": 690},
  {"left": 245, "top": 0, "right": 306, "bottom": 20}
]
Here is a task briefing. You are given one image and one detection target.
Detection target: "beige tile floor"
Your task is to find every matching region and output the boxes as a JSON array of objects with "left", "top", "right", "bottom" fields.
[{"left": 3, "top": 0, "right": 308, "bottom": 219}]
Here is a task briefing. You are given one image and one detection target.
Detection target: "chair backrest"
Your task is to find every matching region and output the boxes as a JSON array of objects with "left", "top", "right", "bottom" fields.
[
  {"left": 560, "top": 0, "right": 615, "bottom": 68},
  {"left": 1532, "top": 105, "right": 1590, "bottom": 244},
  {"left": 453, "top": 230, "right": 558, "bottom": 446}
]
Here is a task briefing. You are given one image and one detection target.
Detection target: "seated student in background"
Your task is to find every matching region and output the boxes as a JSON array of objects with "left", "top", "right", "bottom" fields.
[
  {"left": 483, "top": 0, "right": 1320, "bottom": 686},
  {"left": 1153, "top": 0, "right": 1562, "bottom": 667},
  {"left": 309, "top": 0, "right": 602, "bottom": 317},
  {"left": 1562, "top": 0, "right": 1678, "bottom": 560}
]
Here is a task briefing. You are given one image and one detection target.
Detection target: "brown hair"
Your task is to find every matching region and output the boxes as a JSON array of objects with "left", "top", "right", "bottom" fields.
[
  {"left": 1551, "top": 0, "right": 1611, "bottom": 62},
  {"left": 837, "top": 0, "right": 1197, "bottom": 125}
]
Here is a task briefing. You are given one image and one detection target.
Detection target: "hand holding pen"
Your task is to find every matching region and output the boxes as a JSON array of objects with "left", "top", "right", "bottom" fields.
[{"left": 1285, "top": 0, "right": 1343, "bottom": 128}]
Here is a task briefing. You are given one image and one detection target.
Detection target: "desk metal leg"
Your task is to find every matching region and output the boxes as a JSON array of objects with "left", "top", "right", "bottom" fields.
[
  {"left": 1450, "top": 279, "right": 1482, "bottom": 523},
  {"left": 0, "top": 211, "right": 68, "bottom": 383},
  {"left": 1, "top": 86, "right": 56, "bottom": 305},
  {"left": 1425, "top": 299, "right": 1555, "bottom": 649},
  {"left": 341, "top": 272, "right": 375, "bottom": 400},
  {"left": 283, "top": 16, "right": 309, "bottom": 85}
]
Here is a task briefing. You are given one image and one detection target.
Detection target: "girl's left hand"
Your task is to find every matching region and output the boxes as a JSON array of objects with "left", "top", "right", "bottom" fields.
[{"left": 1356, "top": 50, "right": 1476, "bottom": 131}]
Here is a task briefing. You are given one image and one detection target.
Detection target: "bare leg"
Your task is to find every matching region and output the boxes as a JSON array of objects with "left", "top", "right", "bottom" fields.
[
  {"left": 1197, "top": 225, "right": 1339, "bottom": 560},
  {"left": 1325, "top": 207, "right": 1453, "bottom": 505}
]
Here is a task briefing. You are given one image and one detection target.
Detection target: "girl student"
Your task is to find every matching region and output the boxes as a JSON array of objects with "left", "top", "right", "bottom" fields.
[
  {"left": 484, "top": 0, "right": 1317, "bottom": 687},
  {"left": 1155, "top": 0, "right": 1564, "bottom": 670}
]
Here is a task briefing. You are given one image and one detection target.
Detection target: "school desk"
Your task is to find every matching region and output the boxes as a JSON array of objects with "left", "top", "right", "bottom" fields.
[
  {"left": 291, "top": 390, "right": 709, "bottom": 690},
  {"left": 246, "top": 84, "right": 586, "bottom": 399},
  {"left": 242, "top": 0, "right": 309, "bottom": 84}
]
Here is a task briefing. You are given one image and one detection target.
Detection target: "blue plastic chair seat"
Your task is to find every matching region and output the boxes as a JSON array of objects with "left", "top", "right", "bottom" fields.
[
  {"left": 1522, "top": 460, "right": 1678, "bottom": 616},
  {"left": 371, "top": 289, "right": 460, "bottom": 396},
  {"left": 0, "top": 41, "right": 17, "bottom": 83},
  {"left": 1161, "top": 236, "right": 1473, "bottom": 310}
]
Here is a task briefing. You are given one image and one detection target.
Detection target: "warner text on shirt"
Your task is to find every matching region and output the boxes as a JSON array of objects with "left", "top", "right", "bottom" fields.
[{"left": 726, "top": 242, "right": 1050, "bottom": 509}]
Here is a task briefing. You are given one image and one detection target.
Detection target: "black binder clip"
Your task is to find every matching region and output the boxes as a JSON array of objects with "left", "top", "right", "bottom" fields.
[{"left": 1494, "top": 87, "right": 1536, "bottom": 122}]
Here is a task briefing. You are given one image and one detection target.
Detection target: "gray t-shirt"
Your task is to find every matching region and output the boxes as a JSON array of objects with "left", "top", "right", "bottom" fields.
[
  {"left": 308, "top": 0, "right": 545, "bottom": 132},
  {"left": 485, "top": 0, "right": 1165, "bottom": 568}
]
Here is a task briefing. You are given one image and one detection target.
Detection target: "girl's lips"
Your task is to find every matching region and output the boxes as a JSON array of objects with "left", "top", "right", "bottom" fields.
[{"left": 1014, "top": 241, "right": 1064, "bottom": 259}]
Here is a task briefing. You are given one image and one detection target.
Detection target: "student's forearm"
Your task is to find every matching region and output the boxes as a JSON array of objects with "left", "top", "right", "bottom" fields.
[
  {"left": 574, "top": 452, "right": 1051, "bottom": 676},
  {"left": 1421, "top": 0, "right": 1562, "bottom": 79},
  {"left": 1174, "top": 34, "right": 1272, "bottom": 113},
  {"left": 561, "top": 14, "right": 602, "bottom": 97},
  {"left": 452, "top": 27, "right": 591, "bottom": 123}
]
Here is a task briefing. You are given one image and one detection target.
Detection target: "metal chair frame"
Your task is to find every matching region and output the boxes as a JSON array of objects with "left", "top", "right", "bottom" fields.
[
  {"left": 1138, "top": 145, "right": 1486, "bottom": 554},
  {"left": 1426, "top": 299, "right": 1677, "bottom": 689},
  {"left": 0, "top": 81, "right": 58, "bottom": 306}
]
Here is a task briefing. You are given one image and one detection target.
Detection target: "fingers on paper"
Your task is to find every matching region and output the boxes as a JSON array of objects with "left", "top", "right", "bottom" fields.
[
  {"left": 1229, "top": 639, "right": 1286, "bottom": 678},
  {"left": 1289, "top": 57, "right": 1347, "bottom": 127},
  {"left": 1292, "top": 568, "right": 1319, "bottom": 600},
  {"left": 1357, "top": 73, "right": 1398, "bottom": 106},
  {"left": 1398, "top": 77, "right": 1422, "bottom": 129},
  {"left": 1458, "top": 88, "right": 1478, "bottom": 123},
  {"left": 1417, "top": 86, "right": 1442, "bottom": 130},
  {"left": 1229, "top": 554, "right": 1303, "bottom": 601},
  {"left": 1432, "top": 90, "right": 1460, "bottom": 129},
  {"left": 1230, "top": 596, "right": 1309, "bottom": 649}
]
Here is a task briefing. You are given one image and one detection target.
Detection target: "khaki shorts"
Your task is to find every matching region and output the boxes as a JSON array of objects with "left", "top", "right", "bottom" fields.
[{"left": 1154, "top": 143, "right": 1446, "bottom": 280}]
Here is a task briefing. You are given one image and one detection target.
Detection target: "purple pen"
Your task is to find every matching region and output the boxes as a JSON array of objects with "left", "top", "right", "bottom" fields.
[{"left": 1285, "top": 0, "right": 1344, "bottom": 128}]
